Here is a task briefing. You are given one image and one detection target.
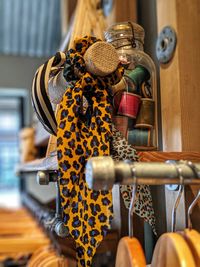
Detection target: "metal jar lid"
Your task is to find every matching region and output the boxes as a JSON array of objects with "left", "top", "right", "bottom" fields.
[{"left": 104, "top": 22, "right": 145, "bottom": 49}]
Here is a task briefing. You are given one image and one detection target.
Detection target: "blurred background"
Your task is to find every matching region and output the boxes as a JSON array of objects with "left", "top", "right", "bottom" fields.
[
  {"left": 0, "top": 0, "right": 62, "bottom": 208},
  {"left": 1, "top": 0, "right": 199, "bottom": 266}
]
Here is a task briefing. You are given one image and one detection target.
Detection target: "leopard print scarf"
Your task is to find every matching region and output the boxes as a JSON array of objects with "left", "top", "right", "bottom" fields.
[
  {"left": 57, "top": 36, "right": 124, "bottom": 267},
  {"left": 111, "top": 125, "right": 156, "bottom": 235}
]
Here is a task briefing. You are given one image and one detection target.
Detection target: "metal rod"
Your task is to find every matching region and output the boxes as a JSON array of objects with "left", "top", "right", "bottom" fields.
[
  {"left": 85, "top": 157, "right": 200, "bottom": 190},
  {"left": 55, "top": 181, "right": 62, "bottom": 217}
]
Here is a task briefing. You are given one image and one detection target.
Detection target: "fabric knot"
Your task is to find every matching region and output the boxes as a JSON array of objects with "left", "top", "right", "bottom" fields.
[
  {"left": 63, "top": 36, "right": 101, "bottom": 82},
  {"left": 63, "top": 53, "right": 86, "bottom": 82},
  {"left": 64, "top": 35, "right": 124, "bottom": 85}
]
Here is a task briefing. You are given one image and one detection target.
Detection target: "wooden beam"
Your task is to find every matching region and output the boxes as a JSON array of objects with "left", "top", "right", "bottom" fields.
[
  {"left": 106, "top": 0, "right": 137, "bottom": 26},
  {"left": 156, "top": 0, "right": 181, "bottom": 151},
  {"left": 60, "top": 0, "right": 77, "bottom": 38},
  {"left": 156, "top": 0, "right": 200, "bottom": 152}
]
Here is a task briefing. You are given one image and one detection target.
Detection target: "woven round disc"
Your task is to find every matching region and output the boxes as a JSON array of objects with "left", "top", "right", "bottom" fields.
[{"left": 84, "top": 41, "right": 119, "bottom": 77}]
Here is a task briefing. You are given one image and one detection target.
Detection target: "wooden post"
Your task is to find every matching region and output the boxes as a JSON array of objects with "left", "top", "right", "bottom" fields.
[
  {"left": 156, "top": 0, "right": 200, "bottom": 152},
  {"left": 156, "top": 0, "right": 200, "bottom": 232},
  {"left": 106, "top": 0, "right": 137, "bottom": 26}
]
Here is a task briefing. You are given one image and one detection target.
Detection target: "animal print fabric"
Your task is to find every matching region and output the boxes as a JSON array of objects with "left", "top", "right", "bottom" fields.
[
  {"left": 111, "top": 125, "right": 157, "bottom": 235},
  {"left": 57, "top": 36, "right": 124, "bottom": 267}
]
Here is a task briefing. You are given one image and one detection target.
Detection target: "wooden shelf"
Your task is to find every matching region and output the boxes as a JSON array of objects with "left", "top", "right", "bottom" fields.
[{"left": 138, "top": 151, "right": 200, "bottom": 162}]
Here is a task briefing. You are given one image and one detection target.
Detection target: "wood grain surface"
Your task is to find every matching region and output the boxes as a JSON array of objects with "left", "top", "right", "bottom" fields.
[{"left": 156, "top": 0, "right": 200, "bottom": 152}]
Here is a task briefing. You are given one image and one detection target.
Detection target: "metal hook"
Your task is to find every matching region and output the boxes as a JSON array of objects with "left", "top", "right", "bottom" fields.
[
  {"left": 128, "top": 165, "right": 137, "bottom": 237},
  {"left": 128, "top": 21, "right": 136, "bottom": 48},
  {"left": 166, "top": 160, "right": 184, "bottom": 232},
  {"left": 172, "top": 164, "right": 184, "bottom": 232},
  {"left": 181, "top": 160, "right": 200, "bottom": 179},
  {"left": 182, "top": 160, "right": 200, "bottom": 229},
  {"left": 188, "top": 190, "right": 200, "bottom": 230}
]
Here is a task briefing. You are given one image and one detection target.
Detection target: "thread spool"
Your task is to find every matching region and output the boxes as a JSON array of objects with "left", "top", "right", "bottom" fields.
[
  {"left": 135, "top": 98, "right": 155, "bottom": 128},
  {"left": 141, "top": 81, "right": 152, "bottom": 98},
  {"left": 112, "top": 77, "right": 127, "bottom": 94},
  {"left": 117, "top": 92, "right": 141, "bottom": 118},
  {"left": 112, "top": 115, "right": 129, "bottom": 138},
  {"left": 124, "top": 75, "right": 137, "bottom": 94},
  {"left": 125, "top": 65, "right": 150, "bottom": 94},
  {"left": 127, "top": 128, "right": 153, "bottom": 147}
]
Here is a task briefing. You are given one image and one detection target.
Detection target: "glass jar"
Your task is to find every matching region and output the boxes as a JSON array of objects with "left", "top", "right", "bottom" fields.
[{"left": 105, "top": 22, "right": 158, "bottom": 150}]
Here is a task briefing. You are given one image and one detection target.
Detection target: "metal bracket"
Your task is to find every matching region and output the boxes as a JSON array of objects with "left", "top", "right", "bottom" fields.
[
  {"left": 36, "top": 170, "right": 68, "bottom": 238},
  {"left": 43, "top": 180, "right": 69, "bottom": 238},
  {"left": 36, "top": 171, "right": 58, "bottom": 185},
  {"left": 44, "top": 214, "right": 68, "bottom": 238},
  {"left": 156, "top": 26, "right": 177, "bottom": 64}
]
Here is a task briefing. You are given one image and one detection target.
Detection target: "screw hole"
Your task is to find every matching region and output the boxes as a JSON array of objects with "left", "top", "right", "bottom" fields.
[{"left": 160, "top": 38, "right": 169, "bottom": 51}]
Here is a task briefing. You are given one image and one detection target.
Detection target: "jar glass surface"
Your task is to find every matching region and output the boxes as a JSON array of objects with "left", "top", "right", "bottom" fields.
[{"left": 105, "top": 22, "right": 158, "bottom": 150}]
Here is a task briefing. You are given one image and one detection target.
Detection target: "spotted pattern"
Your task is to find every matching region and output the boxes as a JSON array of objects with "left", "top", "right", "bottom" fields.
[
  {"left": 57, "top": 36, "right": 124, "bottom": 267},
  {"left": 111, "top": 125, "right": 157, "bottom": 235}
]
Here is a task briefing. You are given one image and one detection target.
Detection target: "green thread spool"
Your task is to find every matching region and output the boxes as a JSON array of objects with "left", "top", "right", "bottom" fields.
[
  {"left": 135, "top": 98, "right": 155, "bottom": 128},
  {"left": 127, "top": 128, "right": 152, "bottom": 146},
  {"left": 124, "top": 75, "right": 137, "bottom": 94},
  {"left": 125, "top": 65, "right": 150, "bottom": 94}
]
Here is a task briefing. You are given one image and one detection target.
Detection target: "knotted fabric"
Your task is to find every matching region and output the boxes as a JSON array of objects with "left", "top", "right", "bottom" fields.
[{"left": 57, "top": 36, "right": 124, "bottom": 266}]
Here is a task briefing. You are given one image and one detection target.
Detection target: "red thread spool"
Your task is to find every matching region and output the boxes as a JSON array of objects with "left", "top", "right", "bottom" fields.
[{"left": 117, "top": 92, "right": 141, "bottom": 118}]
